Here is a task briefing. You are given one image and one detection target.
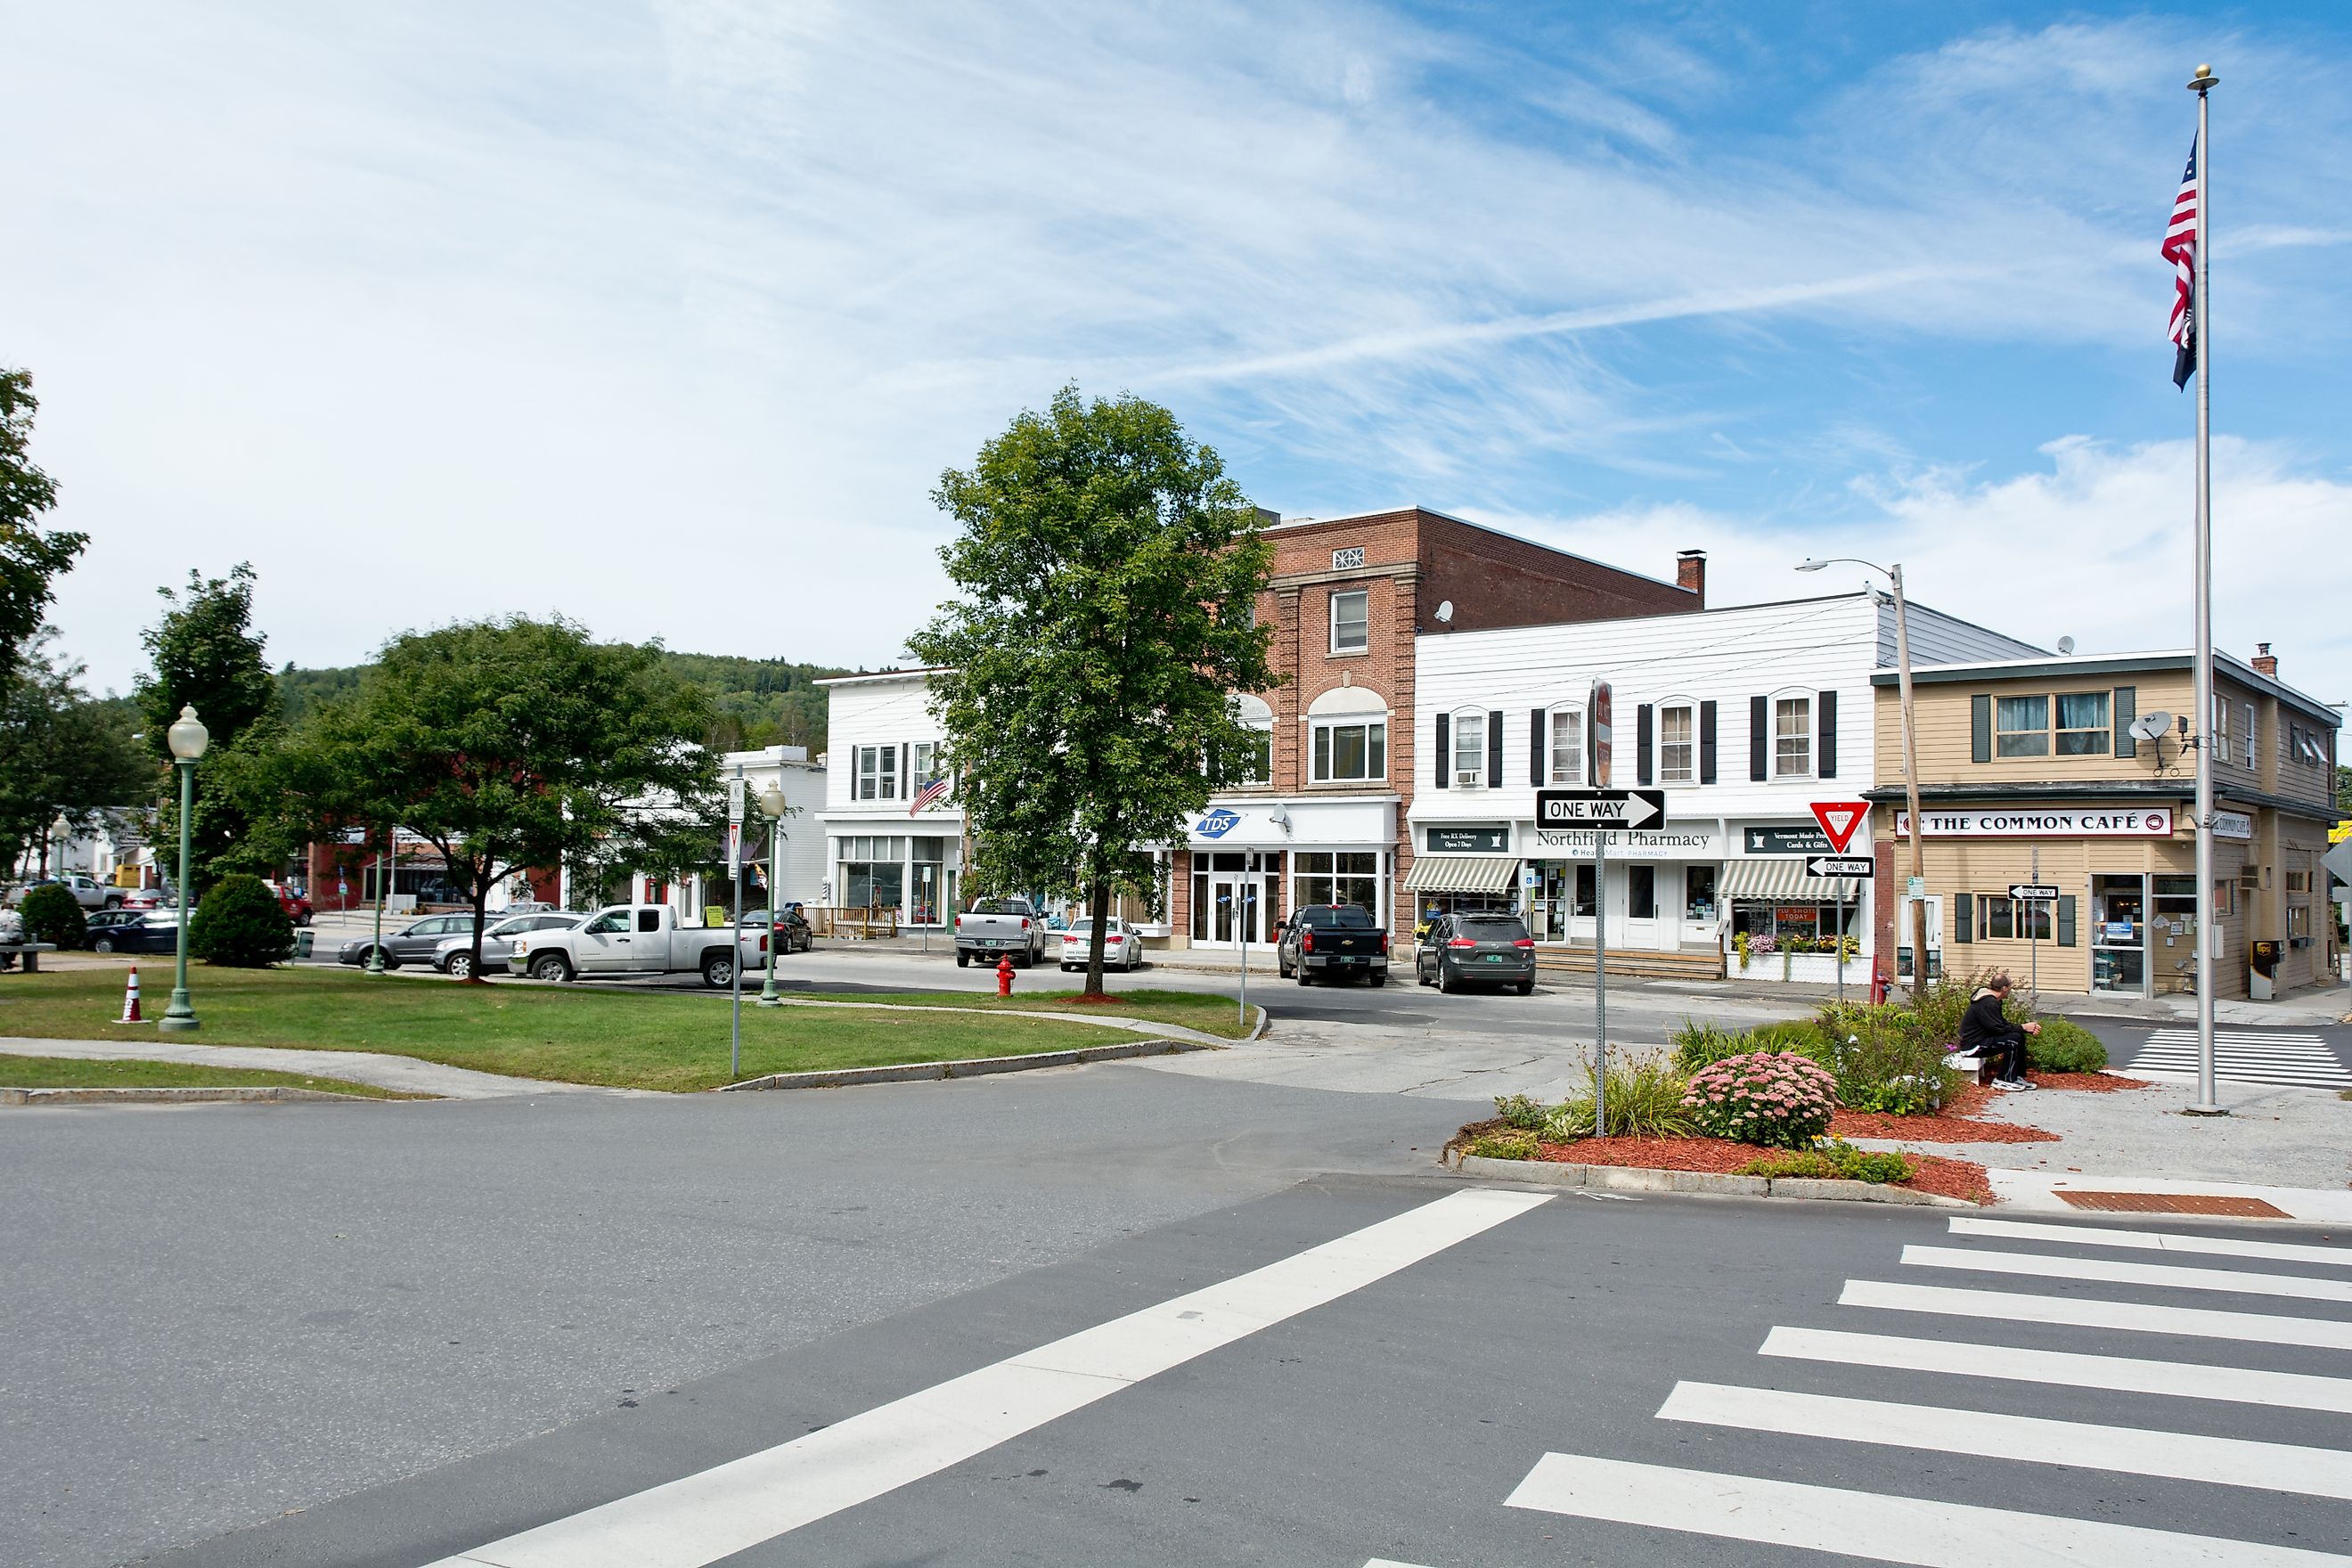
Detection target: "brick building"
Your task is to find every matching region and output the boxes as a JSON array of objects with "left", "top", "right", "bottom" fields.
[{"left": 1169, "top": 507, "right": 1704, "bottom": 950}]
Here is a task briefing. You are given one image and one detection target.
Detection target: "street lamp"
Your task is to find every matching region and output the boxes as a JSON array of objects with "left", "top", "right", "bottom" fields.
[
  {"left": 49, "top": 811, "right": 71, "bottom": 878},
  {"left": 756, "top": 781, "right": 787, "bottom": 1007},
  {"left": 160, "top": 704, "right": 208, "bottom": 1032},
  {"left": 1798, "top": 557, "right": 1931, "bottom": 1002}
]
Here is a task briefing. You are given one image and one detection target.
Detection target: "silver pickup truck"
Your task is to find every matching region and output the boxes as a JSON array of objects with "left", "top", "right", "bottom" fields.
[
  {"left": 952, "top": 897, "right": 1047, "bottom": 968},
  {"left": 507, "top": 903, "right": 768, "bottom": 986}
]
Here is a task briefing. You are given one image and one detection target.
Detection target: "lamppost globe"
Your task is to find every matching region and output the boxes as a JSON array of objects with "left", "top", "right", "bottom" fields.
[
  {"left": 757, "top": 784, "right": 787, "bottom": 818},
  {"left": 167, "top": 704, "right": 210, "bottom": 762},
  {"left": 756, "top": 780, "right": 788, "bottom": 1007}
]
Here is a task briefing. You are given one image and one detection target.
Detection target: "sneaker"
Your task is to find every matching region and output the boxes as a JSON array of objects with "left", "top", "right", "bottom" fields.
[{"left": 1994, "top": 1076, "right": 2037, "bottom": 1091}]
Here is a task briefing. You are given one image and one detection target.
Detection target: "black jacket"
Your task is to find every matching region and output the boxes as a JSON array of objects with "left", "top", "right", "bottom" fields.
[{"left": 1958, "top": 989, "right": 2022, "bottom": 1055}]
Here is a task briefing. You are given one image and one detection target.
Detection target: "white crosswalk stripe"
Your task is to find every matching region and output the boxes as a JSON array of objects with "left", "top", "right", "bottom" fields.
[
  {"left": 1492, "top": 1214, "right": 2352, "bottom": 1565},
  {"left": 2129, "top": 1028, "right": 2351, "bottom": 1088}
]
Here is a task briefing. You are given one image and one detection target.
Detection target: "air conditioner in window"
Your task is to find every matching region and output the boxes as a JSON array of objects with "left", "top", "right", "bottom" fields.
[{"left": 1456, "top": 770, "right": 1482, "bottom": 788}]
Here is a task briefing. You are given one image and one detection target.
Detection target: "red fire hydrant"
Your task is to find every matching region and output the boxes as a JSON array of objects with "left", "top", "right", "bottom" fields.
[{"left": 995, "top": 954, "right": 1016, "bottom": 996}]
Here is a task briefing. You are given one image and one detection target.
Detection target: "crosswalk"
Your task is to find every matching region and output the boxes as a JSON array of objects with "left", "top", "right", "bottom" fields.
[
  {"left": 2128, "top": 1027, "right": 2351, "bottom": 1088},
  {"left": 1382, "top": 1211, "right": 2352, "bottom": 1566}
]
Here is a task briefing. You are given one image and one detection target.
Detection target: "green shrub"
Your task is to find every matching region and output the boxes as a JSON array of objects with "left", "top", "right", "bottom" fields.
[
  {"left": 2027, "top": 1016, "right": 2107, "bottom": 1074},
  {"left": 190, "top": 873, "right": 295, "bottom": 968},
  {"left": 1542, "top": 1054, "right": 1698, "bottom": 1140},
  {"left": 1743, "top": 1140, "right": 1915, "bottom": 1184},
  {"left": 1815, "top": 999, "right": 1959, "bottom": 1114},
  {"left": 1751, "top": 1018, "right": 1833, "bottom": 1058},
  {"left": 1464, "top": 1129, "right": 1540, "bottom": 1161},
  {"left": 1670, "top": 1020, "right": 1752, "bottom": 1074},
  {"left": 1681, "top": 1052, "right": 1839, "bottom": 1148},
  {"left": 19, "top": 884, "right": 86, "bottom": 949},
  {"left": 1492, "top": 1092, "right": 1554, "bottom": 1131}
]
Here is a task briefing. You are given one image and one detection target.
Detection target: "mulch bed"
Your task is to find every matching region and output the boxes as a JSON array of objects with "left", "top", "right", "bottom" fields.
[
  {"left": 1521, "top": 1133, "right": 1992, "bottom": 1205},
  {"left": 2037, "top": 1070, "right": 2150, "bottom": 1092}
]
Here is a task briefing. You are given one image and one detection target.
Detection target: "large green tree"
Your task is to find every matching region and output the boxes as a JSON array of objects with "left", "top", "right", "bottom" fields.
[
  {"left": 278, "top": 617, "right": 722, "bottom": 977},
  {"left": 907, "top": 387, "right": 1278, "bottom": 997},
  {"left": 0, "top": 370, "right": 85, "bottom": 690},
  {"left": 135, "top": 564, "right": 284, "bottom": 890},
  {"left": 0, "top": 633, "right": 157, "bottom": 876}
]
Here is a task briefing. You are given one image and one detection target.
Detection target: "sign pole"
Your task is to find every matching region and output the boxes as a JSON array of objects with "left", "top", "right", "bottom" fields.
[
  {"left": 1837, "top": 877, "right": 1847, "bottom": 1008},
  {"left": 2030, "top": 845, "right": 2040, "bottom": 1000},
  {"left": 2186, "top": 64, "right": 2223, "bottom": 1116},
  {"left": 1593, "top": 827, "right": 1608, "bottom": 1135},
  {"left": 729, "top": 769, "right": 746, "bottom": 1081}
]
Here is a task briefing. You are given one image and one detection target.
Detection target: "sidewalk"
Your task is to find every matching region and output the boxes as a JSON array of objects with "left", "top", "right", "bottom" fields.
[{"left": 0, "top": 1037, "right": 647, "bottom": 1100}]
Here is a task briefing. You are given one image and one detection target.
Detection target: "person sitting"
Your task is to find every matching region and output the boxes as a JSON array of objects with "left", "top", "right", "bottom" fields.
[{"left": 1959, "top": 973, "right": 2040, "bottom": 1090}]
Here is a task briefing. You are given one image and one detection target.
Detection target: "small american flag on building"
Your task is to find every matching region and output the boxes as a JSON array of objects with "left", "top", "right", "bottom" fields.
[
  {"left": 2162, "top": 136, "right": 2199, "bottom": 388},
  {"left": 909, "top": 774, "right": 951, "bottom": 815}
]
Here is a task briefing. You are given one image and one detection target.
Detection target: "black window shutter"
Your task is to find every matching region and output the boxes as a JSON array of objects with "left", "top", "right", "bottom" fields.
[
  {"left": 1954, "top": 893, "right": 1972, "bottom": 943},
  {"left": 1637, "top": 704, "right": 1654, "bottom": 787},
  {"left": 1972, "top": 695, "right": 1992, "bottom": 763},
  {"left": 1530, "top": 708, "right": 1546, "bottom": 786},
  {"left": 1486, "top": 711, "right": 1503, "bottom": 789},
  {"left": 1749, "top": 695, "right": 1768, "bottom": 780},
  {"left": 2056, "top": 894, "right": 2078, "bottom": 947},
  {"left": 2113, "top": 685, "right": 2137, "bottom": 758},
  {"left": 1817, "top": 690, "right": 1838, "bottom": 779},
  {"left": 1433, "top": 714, "right": 1449, "bottom": 789},
  {"left": 1698, "top": 700, "right": 1718, "bottom": 784}
]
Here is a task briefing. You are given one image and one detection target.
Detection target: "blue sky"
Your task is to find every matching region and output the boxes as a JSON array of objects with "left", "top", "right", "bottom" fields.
[{"left": 9, "top": 1, "right": 2350, "bottom": 707}]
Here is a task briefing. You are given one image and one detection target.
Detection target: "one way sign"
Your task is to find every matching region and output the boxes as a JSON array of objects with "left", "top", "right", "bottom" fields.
[
  {"left": 1535, "top": 788, "right": 1668, "bottom": 830},
  {"left": 1805, "top": 855, "right": 1876, "bottom": 878}
]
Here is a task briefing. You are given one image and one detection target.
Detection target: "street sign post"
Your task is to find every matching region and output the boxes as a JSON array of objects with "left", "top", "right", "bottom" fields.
[
  {"left": 1805, "top": 856, "right": 1875, "bottom": 878},
  {"left": 1536, "top": 777, "right": 1664, "bottom": 1133},
  {"left": 1802, "top": 850, "right": 1872, "bottom": 1002},
  {"left": 1533, "top": 788, "right": 1667, "bottom": 829},
  {"left": 727, "top": 769, "right": 746, "bottom": 1078}
]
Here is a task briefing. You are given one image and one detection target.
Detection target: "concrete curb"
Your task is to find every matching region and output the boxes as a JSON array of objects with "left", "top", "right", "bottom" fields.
[
  {"left": 719, "top": 1036, "right": 1214, "bottom": 1093},
  {"left": 1452, "top": 1154, "right": 1979, "bottom": 1208},
  {"left": 0, "top": 1085, "right": 370, "bottom": 1106}
]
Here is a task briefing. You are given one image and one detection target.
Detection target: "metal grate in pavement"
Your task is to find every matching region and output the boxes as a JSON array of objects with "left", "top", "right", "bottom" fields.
[{"left": 2055, "top": 1191, "right": 2291, "bottom": 1218}]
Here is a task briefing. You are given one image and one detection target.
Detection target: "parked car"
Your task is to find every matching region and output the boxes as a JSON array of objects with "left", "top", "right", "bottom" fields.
[
  {"left": 737, "top": 906, "right": 815, "bottom": 955},
  {"left": 9, "top": 873, "right": 127, "bottom": 911},
  {"left": 264, "top": 880, "right": 314, "bottom": 926},
  {"left": 337, "top": 912, "right": 485, "bottom": 969},
  {"left": 1277, "top": 904, "right": 1390, "bottom": 986},
  {"left": 1058, "top": 917, "right": 1143, "bottom": 972},
  {"left": 505, "top": 903, "right": 768, "bottom": 986},
  {"left": 83, "top": 910, "right": 180, "bottom": 954},
  {"left": 1416, "top": 912, "right": 1538, "bottom": 994},
  {"left": 118, "top": 886, "right": 167, "bottom": 911},
  {"left": 434, "top": 911, "right": 583, "bottom": 977},
  {"left": 502, "top": 898, "right": 559, "bottom": 915},
  {"left": 952, "top": 897, "right": 1047, "bottom": 968}
]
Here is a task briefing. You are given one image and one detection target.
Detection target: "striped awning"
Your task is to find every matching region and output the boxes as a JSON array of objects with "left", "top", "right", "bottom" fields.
[
  {"left": 1404, "top": 854, "right": 1520, "bottom": 894},
  {"left": 1721, "top": 856, "right": 1863, "bottom": 901}
]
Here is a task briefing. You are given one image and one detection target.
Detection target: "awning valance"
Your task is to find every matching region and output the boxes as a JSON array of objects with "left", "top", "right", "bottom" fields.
[
  {"left": 1721, "top": 857, "right": 1863, "bottom": 901},
  {"left": 1405, "top": 854, "right": 1520, "bottom": 894}
]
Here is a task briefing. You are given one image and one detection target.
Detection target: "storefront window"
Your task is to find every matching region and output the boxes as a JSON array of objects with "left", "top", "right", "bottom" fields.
[
  {"left": 1731, "top": 902, "right": 1858, "bottom": 941},
  {"left": 1684, "top": 866, "right": 1716, "bottom": 922},
  {"left": 1295, "top": 851, "right": 1379, "bottom": 915}
]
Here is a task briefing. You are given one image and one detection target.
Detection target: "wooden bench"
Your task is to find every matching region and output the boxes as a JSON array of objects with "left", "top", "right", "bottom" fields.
[{"left": 0, "top": 942, "right": 61, "bottom": 973}]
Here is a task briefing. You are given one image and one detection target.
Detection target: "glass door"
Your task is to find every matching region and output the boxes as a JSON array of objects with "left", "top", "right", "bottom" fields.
[{"left": 2092, "top": 873, "right": 2148, "bottom": 995}]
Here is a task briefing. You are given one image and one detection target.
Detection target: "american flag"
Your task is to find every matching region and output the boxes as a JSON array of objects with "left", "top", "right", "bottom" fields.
[
  {"left": 908, "top": 774, "right": 951, "bottom": 815},
  {"left": 2162, "top": 135, "right": 2199, "bottom": 388}
]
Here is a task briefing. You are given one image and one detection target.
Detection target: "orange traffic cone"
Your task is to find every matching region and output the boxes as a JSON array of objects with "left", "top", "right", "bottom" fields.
[{"left": 122, "top": 965, "right": 143, "bottom": 1023}]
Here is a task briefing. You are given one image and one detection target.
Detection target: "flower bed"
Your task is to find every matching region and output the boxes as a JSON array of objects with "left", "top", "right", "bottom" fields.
[{"left": 1530, "top": 1133, "right": 1990, "bottom": 1204}]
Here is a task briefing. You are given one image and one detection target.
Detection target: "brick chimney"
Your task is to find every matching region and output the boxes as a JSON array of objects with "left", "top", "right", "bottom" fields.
[
  {"left": 2252, "top": 641, "right": 2277, "bottom": 677},
  {"left": 1676, "top": 549, "right": 1707, "bottom": 607}
]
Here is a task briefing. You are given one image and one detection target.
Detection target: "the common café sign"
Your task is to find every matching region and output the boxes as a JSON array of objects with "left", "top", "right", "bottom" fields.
[{"left": 1893, "top": 808, "right": 2174, "bottom": 838}]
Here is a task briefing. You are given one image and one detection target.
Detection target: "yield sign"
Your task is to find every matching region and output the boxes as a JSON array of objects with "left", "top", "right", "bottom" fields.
[{"left": 1809, "top": 800, "right": 1871, "bottom": 853}]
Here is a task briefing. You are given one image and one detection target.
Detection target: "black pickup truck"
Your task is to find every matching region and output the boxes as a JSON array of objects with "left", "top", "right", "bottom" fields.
[{"left": 1277, "top": 903, "right": 1391, "bottom": 987}]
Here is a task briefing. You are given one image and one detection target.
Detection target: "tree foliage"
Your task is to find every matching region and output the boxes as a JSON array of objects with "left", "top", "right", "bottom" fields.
[
  {"left": 0, "top": 369, "right": 85, "bottom": 690},
  {"left": 19, "top": 882, "right": 86, "bottom": 949},
  {"left": 190, "top": 872, "right": 296, "bottom": 967},
  {"left": 279, "top": 617, "right": 722, "bottom": 976},
  {"left": 907, "top": 387, "right": 1278, "bottom": 996},
  {"left": 135, "top": 564, "right": 286, "bottom": 891},
  {"left": 0, "top": 633, "right": 158, "bottom": 876}
]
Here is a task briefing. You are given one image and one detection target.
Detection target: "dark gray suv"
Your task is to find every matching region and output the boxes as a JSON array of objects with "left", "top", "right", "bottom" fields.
[
  {"left": 338, "top": 913, "right": 479, "bottom": 969},
  {"left": 1416, "top": 913, "right": 1537, "bottom": 994}
]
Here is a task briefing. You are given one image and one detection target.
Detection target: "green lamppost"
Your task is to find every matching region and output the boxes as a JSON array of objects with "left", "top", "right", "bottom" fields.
[
  {"left": 756, "top": 781, "right": 787, "bottom": 1007},
  {"left": 159, "top": 704, "right": 208, "bottom": 1032}
]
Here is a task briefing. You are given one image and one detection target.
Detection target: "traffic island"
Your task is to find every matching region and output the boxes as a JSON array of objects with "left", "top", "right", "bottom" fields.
[{"left": 1442, "top": 1124, "right": 1991, "bottom": 1205}]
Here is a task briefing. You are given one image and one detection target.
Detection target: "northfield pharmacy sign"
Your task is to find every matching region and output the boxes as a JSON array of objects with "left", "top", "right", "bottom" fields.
[{"left": 1893, "top": 808, "right": 2174, "bottom": 838}]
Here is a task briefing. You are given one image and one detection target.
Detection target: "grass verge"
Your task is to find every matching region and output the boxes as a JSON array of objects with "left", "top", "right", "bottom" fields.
[
  {"left": 0, "top": 969, "right": 1164, "bottom": 1093},
  {"left": 0, "top": 1054, "right": 410, "bottom": 1098},
  {"left": 780, "top": 986, "right": 1260, "bottom": 1040}
]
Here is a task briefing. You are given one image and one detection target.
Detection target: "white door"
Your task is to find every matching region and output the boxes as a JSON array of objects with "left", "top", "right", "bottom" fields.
[
  {"left": 1621, "top": 862, "right": 1666, "bottom": 951},
  {"left": 573, "top": 911, "right": 633, "bottom": 972}
]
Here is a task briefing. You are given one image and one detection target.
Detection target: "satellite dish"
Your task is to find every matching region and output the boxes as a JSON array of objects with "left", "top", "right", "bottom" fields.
[
  {"left": 1433, "top": 600, "right": 1455, "bottom": 624},
  {"left": 2130, "top": 712, "right": 2172, "bottom": 741},
  {"left": 2056, "top": 636, "right": 2076, "bottom": 655}
]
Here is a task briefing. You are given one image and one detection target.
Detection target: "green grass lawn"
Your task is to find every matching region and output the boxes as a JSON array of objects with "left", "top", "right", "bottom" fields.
[
  {"left": 782, "top": 987, "right": 1261, "bottom": 1040},
  {"left": 0, "top": 1054, "right": 409, "bottom": 1098},
  {"left": 0, "top": 968, "right": 1170, "bottom": 1093}
]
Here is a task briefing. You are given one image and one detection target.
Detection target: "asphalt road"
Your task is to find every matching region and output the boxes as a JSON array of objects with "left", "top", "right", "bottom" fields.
[{"left": 12, "top": 1058, "right": 2352, "bottom": 1567}]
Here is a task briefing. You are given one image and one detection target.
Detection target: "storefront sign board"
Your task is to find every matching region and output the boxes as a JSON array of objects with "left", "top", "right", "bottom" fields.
[
  {"left": 1533, "top": 827, "right": 1723, "bottom": 861},
  {"left": 1745, "top": 826, "right": 1832, "bottom": 855},
  {"left": 1894, "top": 808, "right": 2174, "bottom": 838},
  {"left": 1427, "top": 826, "right": 1509, "bottom": 853}
]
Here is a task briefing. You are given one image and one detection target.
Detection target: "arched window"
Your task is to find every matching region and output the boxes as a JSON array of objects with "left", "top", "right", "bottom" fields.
[
  {"left": 1655, "top": 695, "right": 1698, "bottom": 784},
  {"left": 1225, "top": 693, "right": 1273, "bottom": 785},
  {"left": 1547, "top": 705, "right": 1584, "bottom": 786},
  {"left": 1768, "top": 687, "right": 1813, "bottom": 780},
  {"left": 1307, "top": 685, "right": 1387, "bottom": 782},
  {"left": 1450, "top": 706, "right": 1488, "bottom": 788}
]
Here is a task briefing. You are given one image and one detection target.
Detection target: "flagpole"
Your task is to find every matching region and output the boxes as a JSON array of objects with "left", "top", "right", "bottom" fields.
[{"left": 2186, "top": 62, "right": 2224, "bottom": 1117}]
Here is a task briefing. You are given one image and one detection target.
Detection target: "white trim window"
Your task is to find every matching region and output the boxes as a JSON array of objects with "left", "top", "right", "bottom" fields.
[
  {"left": 1660, "top": 702, "right": 1697, "bottom": 784},
  {"left": 853, "top": 744, "right": 899, "bottom": 801},
  {"left": 1771, "top": 695, "right": 1809, "bottom": 779},
  {"left": 910, "top": 741, "right": 943, "bottom": 792},
  {"left": 1548, "top": 706, "right": 1584, "bottom": 785},
  {"left": 1329, "top": 589, "right": 1369, "bottom": 654},
  {"left": 1226, "top": 694, "right": 1273, "bottom": 786},
  {"left": 1452, "top": 708, "right": 1485, "bottom": 788},
  {"left": 2240, "top": 701, "right": 2256, "bottom": 768},
  {"left": 1312, "top": 717, "right": 1386, "bottom": 781}
]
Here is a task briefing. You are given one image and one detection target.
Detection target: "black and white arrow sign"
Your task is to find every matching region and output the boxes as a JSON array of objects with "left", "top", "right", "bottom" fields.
[
  {"left": 1804, "top": 855, "right": 1875, "bottom": 878},
  {"left": 1535, "top": 788, "right": 1668, "bottom": 830},
  {"left": 2008, "top": 883, "right": 2061, "bottom": 902}
]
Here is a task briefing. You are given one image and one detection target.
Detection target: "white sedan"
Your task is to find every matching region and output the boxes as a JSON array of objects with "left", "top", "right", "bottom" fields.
[
  {"left": 435, "top": 911, "right": 583, "bottom": 978},
  {"left": 1058, "top": 917, "right": 1144, "bottom": 972}
]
